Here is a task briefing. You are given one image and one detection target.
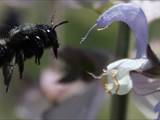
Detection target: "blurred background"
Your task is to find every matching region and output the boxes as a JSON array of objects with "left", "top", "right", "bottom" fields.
[{"left": 0, "top": 0, "right": 159, "bottom": 120}]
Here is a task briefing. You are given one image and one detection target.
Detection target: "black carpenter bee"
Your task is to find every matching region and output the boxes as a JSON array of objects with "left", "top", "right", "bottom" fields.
[{"left": 0, "top": 16, "right": 68, "bottom": 92}]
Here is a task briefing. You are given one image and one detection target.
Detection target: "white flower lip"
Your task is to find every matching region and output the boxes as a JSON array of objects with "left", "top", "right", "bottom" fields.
[{"left": 104, "top": 58, "right": 149, "bottom": 95}]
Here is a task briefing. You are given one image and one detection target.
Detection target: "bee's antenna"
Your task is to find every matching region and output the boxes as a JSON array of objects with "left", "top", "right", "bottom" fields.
[
  {"left": 50, "top": 11, "right": 56, "bottom": 26},
  {"left": 53, "top": 21, "right": 69, "bottom": 29}
]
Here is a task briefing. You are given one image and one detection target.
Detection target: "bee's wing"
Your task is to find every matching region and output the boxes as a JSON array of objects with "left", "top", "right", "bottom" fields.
[{"left": 2, "top": 57, "right": 16, "bottom": 93}]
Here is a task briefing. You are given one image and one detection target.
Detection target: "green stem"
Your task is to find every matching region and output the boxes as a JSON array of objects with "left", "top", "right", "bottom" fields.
[
  {"left": 115, "top": 22, "right": 130, "bottom": 58},
  {"left": 110, "top": 22, "right": 130, "bottom": 120}
]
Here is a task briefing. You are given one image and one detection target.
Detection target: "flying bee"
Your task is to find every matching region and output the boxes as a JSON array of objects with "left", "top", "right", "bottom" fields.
[{"left": 0, "top": 16, "right": 68, "bottom": 92}]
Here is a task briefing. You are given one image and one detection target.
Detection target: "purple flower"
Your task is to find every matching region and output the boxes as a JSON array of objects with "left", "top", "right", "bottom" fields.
[
  {"left": 81, "top": 3, "right": 160, "bottom": 119},
  {"left": 154, "top": 102, "right": 160, "bottom": 120},
  {"left": 81, "top": 3, "right": 148, "bottom": 58},
  {"left": 81, "top": 3, "right": 159, "bottom": 94}
]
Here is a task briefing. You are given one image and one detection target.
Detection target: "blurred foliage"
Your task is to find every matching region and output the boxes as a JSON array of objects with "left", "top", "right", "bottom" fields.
[
  {"left": 94, "top": 1, "right": 113, "bottom": 14},
  {"left": 149, "top": 19, "right": 160, "bottom": 40}
]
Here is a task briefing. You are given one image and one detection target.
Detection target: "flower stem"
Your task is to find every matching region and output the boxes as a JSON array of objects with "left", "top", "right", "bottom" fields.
[
  {"left": 115, "top": 22, "right": 130, "bottom": 58},
  {"left": 110, "top": 22, "right": 130, "bottom": 120}
]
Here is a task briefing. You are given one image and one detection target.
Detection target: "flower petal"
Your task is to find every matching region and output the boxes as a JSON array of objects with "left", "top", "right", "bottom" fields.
[
  {"left": 132, "top": 92, "right": 159, "bottom": 119},
  {"left": 154, "top": 102, "right": 160, "bottom": 113},
  {"left": 130, "top": 70, "right": 160, "bottom": 95},
  {"left": 142, "top": 45, "right": 160, "bottom": 78}
]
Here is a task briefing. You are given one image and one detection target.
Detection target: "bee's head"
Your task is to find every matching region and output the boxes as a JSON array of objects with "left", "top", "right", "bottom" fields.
[{"left": 49, "top": 16, "right": 68, "bottom": 58}]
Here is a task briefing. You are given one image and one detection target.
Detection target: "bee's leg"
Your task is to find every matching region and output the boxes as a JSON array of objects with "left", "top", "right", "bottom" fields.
[
  {"left": 38, "top": 47, "right": 44, "bottom": 65},
  {"left": 34, "top": 48, "right": 40, "bottom": 65},
  {"left": 16, "top": 51, "right": 24, "bottom": 79},
  {"left": 34, "top": 35, "right": 44, "bottom": 65},
  {"left": 35, "top": 47, "right": 43, "bottom": 65},
  {"left": 52, "top": 47, "right": 58, "bottom": 58},
  {"left": 35, "top": 56, "right": 38, "bottom": 65},
  {"left": 2, "top": 57, "right": 15, "bottom": 93},
  {"left": 52, "top": 41, "right": 59, "bottom": 58},
  {"left": 35, "top": 52, "right": 42, "bottom": 65}
]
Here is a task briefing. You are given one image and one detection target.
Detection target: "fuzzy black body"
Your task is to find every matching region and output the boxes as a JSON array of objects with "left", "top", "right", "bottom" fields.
[
  {"left": 6, "top": 24, "right": 59, "bottom": 80},
  {"left": 8, "top": 24, "right": 59, "bottom": 60},
  {"left": 0, "top": 20, "right": 68, "bottom": 92}
]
